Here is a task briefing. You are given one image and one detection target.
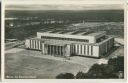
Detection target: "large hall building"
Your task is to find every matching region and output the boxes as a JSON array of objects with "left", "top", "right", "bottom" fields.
[{"left": 25, "top": 30, "right": 114, "bottom": 58}]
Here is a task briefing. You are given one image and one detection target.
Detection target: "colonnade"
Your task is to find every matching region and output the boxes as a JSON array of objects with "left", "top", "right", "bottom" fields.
[{"left": 42, "top": 44, "right": 65, "bottom": 56}]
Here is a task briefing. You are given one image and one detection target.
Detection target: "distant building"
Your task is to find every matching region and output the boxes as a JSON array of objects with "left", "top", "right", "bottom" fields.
[{"left": 25, "top": 30, "right": 114, "bottom": 58}]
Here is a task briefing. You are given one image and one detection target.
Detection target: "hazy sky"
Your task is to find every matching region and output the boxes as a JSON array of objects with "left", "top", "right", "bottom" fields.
[{"left": 5, "top": 0, "right": 124, "bottom": 10}]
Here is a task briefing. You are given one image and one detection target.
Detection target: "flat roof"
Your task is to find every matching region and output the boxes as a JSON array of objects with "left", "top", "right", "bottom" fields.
[
  {"left": 38, "top": 30, "right": 106, "bottom": 37},
  {"left": 87, "top": 31, "right": 106, "bottom": 36}
]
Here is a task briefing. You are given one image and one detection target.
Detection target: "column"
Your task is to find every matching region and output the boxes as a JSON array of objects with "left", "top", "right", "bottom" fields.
[
  {"left": 33, "top": 40, "right": 35, "bottom": 49},
  {"left": 38, "top": 41, "right": 41, "bottom": 50},
  {"left": 36, "top": 40, "right": 38, "bottom": 50},
  {"left": 70, "top": 45, "right": 72, "bottom": 54},
  {"left": 77, "top": 45, "right": 79, "bottom": 55},
  {"left": 58, "top": 46, "right": 60, "bottom": 55},
  {"left": 53, "top": 45, "right": 55, "bottom": 55},
  {"left": 35, "top": 40, "right": 36, "bottom": 49},
  {"left": 72, "top": 45, "right": 74, "bottom": 54},
  {"left": 56, "top": 46, "right": 59, "bottom": 55},
  {"left": 82, "top": 45, "right": 84, "bottom": 55},
  {"left": 34, "top": 40, "right": 36, "bottom": 49},
  {"left": 75, "top": 44, "right": 77, "bottom": 54},
  {"left": 65, "top": 44, "right": 70, "bottom": 57},
  {"left": 29, "top": 40, "right": 31, "bottom": 48},
  {"left": 71, "top": 45, "right": 73, "bottom": 54},
  {"left": 61, "top": 46, "right": 64, "bottom": 56},
  {"left": 62, "top": 46, "right": 65, "bottom": 56},
  {"left": 80, "top": 45, "right": 82, "bottom": 55},
  {"left": 56, "top": 46, "right": 58, "bottom": 55},
  {"left": 41, "top": 43, "right": 44, "bottom": 54},
  {"left": 78, "top": 45, "right": 80, "bottom": 55},
  {"left": 51, "top": 45, "right": 52, "bottom": 55},
  {"left": 30, "top": 40, "right": 32, "bottom": 49},
  {"left": 91, "top": 46, "right": 93, "bottom": 56},
  {"left": 89, "top": 46, "right": 91, "bottom": 56},
  {"left": 47, "top": 45, "right": 49, "bottom": 55},
  {"left": 44, "top": 44, "right": 48, "bottom": 55},
  {"left": 87, "top": 46, "right": 89, "bottom": 55},
  {"left": 49, "top": 45, "right": 51, "bottom": 55},
  {"left": 55, "top": 46, "right": 57, "bottom": 55},
  {"left": 84, "top": 45, "right": 86, "bottom": 55},
  {"left": 54, "top": 46, "right": 56, "bottom": 55},
  {"left": 85, "top": 45, "right": 88, "bottom": 55},
  {"left": 59, "top": 46, "right": 61, "bottom": 56}
]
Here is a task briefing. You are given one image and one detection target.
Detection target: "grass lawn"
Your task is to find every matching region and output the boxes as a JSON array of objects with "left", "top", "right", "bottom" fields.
[{"left": 5, "top": 50, "right": 87, "bottom": 79}]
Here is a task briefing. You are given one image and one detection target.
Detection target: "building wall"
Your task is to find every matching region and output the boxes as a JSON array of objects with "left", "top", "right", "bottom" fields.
[
  {"left": 92, "top": 46, "right": 99, "bottom": 57},
  {"left": 37, "top": 32, "right": 96, "bottom": 43},
  {"left": 25, "top": 39, "right": 42, "bottom": 50},
  {"left": 69, "top": 37, "right": 114, "bottom": 57},
  {"left": 99, "top": 37, "right": 114, "bottom": 56},
  {"left": 25, "top": 36, "right": 114, "bottom": 58},
  {"left": 42, "top": 44, "right": 66, "bottom": 56},
  {"left": 70, "top": 44, "right": 99, "bottom": 57}
]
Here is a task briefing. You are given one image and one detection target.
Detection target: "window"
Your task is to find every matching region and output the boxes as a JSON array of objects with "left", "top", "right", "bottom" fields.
[{"left": 41, "top": 36, "right": 89, "bottom": 42}]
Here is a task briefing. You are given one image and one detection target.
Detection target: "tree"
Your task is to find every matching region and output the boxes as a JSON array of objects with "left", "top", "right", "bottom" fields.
[
  {"left": 87, "top": 64, "right": 118, "bottom": 79},
  {"left": 75, "top": 71, "right": 87, "bottom": 79},
  {"left": 108, "top": 56, "right": 124, "bottom": 72},
  {"left": 87, "top": 64, "right": 105, "bottom": 78},
  {"left": 85, "top": 56, "right": 124, "bottom": 79},
  {"left": 56, "top": 56, "right": 124, "bottom": 79},
  {"left": 56, "top": 73, "right": 74, "bottom": 79}
]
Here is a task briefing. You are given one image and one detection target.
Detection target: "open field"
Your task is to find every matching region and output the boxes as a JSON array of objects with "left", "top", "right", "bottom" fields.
[
  {"left": 5, "top": 51, "right": 87, "bottom": 79},
  {"left": 5, "top": 48, "right": 100, "bottom": 79},
  {"left": 5, "top": 48, "right": 97, "bottom": 79}
]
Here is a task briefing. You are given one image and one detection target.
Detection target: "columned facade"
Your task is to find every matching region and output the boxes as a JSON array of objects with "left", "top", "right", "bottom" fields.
[
  {"left": 41, "top": 44, "right": 67, "bottom": 56},
  {"left": 25, "top": 35, "right": 114, "bottom": 58}
]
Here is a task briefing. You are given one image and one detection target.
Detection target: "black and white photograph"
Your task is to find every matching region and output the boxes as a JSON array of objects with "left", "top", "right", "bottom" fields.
[{"left": 4, "top": 0, "right": 125, "bottom": 79}]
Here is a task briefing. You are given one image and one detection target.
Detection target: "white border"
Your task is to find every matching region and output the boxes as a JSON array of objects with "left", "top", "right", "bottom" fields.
[
  {"left": 124, "top": 1, "right": 127, "bottom": 82},
  {"left": 1, "top": 0, "right": 5, "bottom": 81},
  {"left": 1, "top": 0, "right": 127, "bottom": 83}
]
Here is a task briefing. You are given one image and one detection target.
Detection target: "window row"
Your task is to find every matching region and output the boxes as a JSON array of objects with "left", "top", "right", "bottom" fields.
[{"left": 41, "top": 36, "right": 89, "bottom": 42}]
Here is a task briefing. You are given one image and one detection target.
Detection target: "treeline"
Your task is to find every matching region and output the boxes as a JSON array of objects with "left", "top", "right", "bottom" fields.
[
  {"left": 6, "top": 10, "right": 124, "bottom": 22},
  {"left": 56, "top": 56, "right": 124, "bottom": 79}
]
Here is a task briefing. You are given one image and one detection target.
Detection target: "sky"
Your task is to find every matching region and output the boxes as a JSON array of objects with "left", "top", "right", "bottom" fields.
[{"left": 5, "top": 0, "right": 124, "bottom": 10}]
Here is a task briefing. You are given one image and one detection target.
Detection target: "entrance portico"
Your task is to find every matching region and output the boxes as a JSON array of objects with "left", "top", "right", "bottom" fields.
[{"left": 41, "top": 44, "right": 71, "bottom": 56}]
